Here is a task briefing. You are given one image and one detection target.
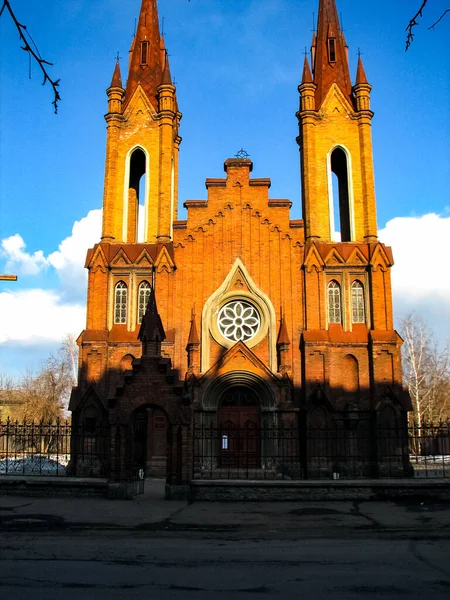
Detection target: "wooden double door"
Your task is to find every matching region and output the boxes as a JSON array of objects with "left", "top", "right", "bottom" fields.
[{"left": 218, "top": 387, "right": 261, "bottom": 468}]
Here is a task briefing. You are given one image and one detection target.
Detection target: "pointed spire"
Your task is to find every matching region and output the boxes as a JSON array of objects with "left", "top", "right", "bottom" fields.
[
  {"left": 355, "top": 55, "right": 368, "bottom": 85},
  {"left": 313, "top": 0, "right": 353, "bottom": 109},
  {"left": 138, "top": 287, "right": 166, "bottom": 351},
  {"left": 110, "top": 59, "right": 123, "bottom": 89},
  {"left": 161, "top": 51, "right": 173, "bottom": 85},
  {"left": 187, "top": 310, "right": 200, "bottom": 346},
  {"left": 301, "top": 56, "right": 313, "bottom": 84},
  {"left": 277, "top": 312, "right": 291, "bottom": 345},
  {"left": 125, "top": 0, "right": 164, "bottom": 109}
]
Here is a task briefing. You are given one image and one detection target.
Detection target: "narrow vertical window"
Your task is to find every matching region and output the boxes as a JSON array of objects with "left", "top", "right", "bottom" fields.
[
  {"left": 328, "top": 280, "right": 341, "bottom": 324},
  {"left": 114, "top": 281, "right": 128, "bottom": 324},
  {"left": 330, "top": 147, "right": 351, "bottom": 242},
  {"left": 137, "top": 281, "right": 151, "bottom": 324},
  {"left": 328, "top": 38, "right": 336, "bottom": 63},
  {"left": 351, "top": 280, "right": 365, "bottom": 324},
  {"left": 140, "top": 41, "right": 149, "bottom": 66},
  {"left": 127, "top": 148, "right": 146, "bottom": 243}
]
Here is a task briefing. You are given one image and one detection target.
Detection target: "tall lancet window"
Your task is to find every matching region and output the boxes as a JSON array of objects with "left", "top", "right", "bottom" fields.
[
  {"left": 327, "top": 38, "right": 336, "bottom": 63},
  {"left": 114, "top": 281, "right": 128, "bottom": 324},
  {"left": 330, "top": 147, "right": 351, "bottom": 242},
  {"left": 327, "top": 280, "right": 342, "bottom": 324},
  {"left": 140, "top": 41, "right": 149, "bottom": 66},
  {"left": 137, "top": 281, "right": 151, "bottom": 324},
  {"left": 351, "top": 280, "right": 365, "bottom": 324},
  {"left": 127, "top": 148, "right": 146, "bottom": 243}
]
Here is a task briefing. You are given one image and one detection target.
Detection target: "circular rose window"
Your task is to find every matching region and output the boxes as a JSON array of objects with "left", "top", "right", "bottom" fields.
[{"left": 218, "top": 300, "right": 261, "bottom": 342}]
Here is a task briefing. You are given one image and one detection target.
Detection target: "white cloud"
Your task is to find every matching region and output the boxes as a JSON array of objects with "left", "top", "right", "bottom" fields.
[
  {"left": 380, "top": 213, "right": 450, "bottom": 342},
  {"left": 1, "top": 234, "right": 48, "bottom": 275},
  {"left": 48, "top": 209, "right": 102, "bottom": 298},
  {"left": 380, "top": 213, "right": 450, "bottom": 300},
  {"left": 0, "top": 288, "right": 85, "bottom": 345},
  {"left": 0, "top": 209, "right": 101, "bottom": 348}
]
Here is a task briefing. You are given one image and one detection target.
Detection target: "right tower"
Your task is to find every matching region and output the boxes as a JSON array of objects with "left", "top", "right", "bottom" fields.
[{"left": 297, "top": 0, "right": 410, "bottom": 445}]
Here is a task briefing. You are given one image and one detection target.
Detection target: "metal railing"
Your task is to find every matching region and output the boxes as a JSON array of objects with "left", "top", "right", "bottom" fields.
[
  {"left": 0, "top": 418, "right": 109, "bottom": 477},
  {"left": 193, "top": 419, "right": 450, "bottom": 480}
]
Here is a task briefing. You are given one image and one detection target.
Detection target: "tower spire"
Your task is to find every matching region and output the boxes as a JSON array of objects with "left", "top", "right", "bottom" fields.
[
  {"left": 313, "top": 0, "right": 352, "bottom": 108},
  {"left": 125, "top": 0, "right": 164, "bottom": 109}
]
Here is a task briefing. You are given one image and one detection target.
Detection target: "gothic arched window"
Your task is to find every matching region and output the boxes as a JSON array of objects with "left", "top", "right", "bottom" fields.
[
  {"left": 127, "top": 147, "right": 146, "bottom": 243},
  {"left": 351, "top": 280, "right": 365, "bottom": 324},
  {"left": 137, "top": 281, "right": 151, "bottom": 324},
  {"left": 330, "top": 147, "right": 351, "bottom": 242},
  {"left": 114, "top": 281, "right": 128, "bottom": 324},
  {"left": 327, "top": 280, "right": 342, "bottom": 324}
]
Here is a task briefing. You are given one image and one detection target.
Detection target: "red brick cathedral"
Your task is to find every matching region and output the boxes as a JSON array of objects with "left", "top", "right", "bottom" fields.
[{"left": 70, "top": 0, "right": 411, "bottom": 498}]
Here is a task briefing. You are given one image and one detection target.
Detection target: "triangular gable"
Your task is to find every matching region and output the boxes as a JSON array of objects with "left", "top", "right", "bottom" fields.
[
  {"left": 320, "top": 83, "right": 354, "bottom": 117},
  {"left": 229, "top": 271, "right": 250, "bottom": 292},
  {"left": 110, "top": 247, "right": 132, "bottom": 267},
  {"left": 200, "top": 341, "right": 279, "bottom": 383},
  {"left": 303, "top": 243, "right": 324, "bottom": 273},
  {"left": 346, "top": 246, "right": 368, "bottom": 266},
  {"left": 86, "top": 244, "right": 108, "bottom": 273},
  {"left": 370, "top": 243, "right": 393, "bottom": 272},
  {"left": 122, "top": 84, "right": 157, "bottom": 121},
  {"left": 135, "top": 248, "right": 154, "bottom": 268},
  {"left": 154, "top": 245, "right": 175, "bottom": 273},
  {"left": 323, "top": 246, "right": 345, "bottom": 266},
  {"left": 70, "top": 385, "right": 106, "bottom": 413}
]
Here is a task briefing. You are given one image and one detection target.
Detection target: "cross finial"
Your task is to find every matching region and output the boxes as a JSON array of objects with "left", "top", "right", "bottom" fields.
[
  {"left": 235, "top": 148, "right": 250, "bottom": 159},
  {"left": 116, "top": 52, "right": 122, "bottom": 62},
  {"left": 357, "top": 48, "right": 363, "bottom": 58},
  {"left": 303, "top": 47, "right": 308, "bottom": 58}
]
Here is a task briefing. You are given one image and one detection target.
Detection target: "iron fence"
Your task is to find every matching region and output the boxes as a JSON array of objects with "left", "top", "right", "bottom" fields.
[
  {"left": 0, "top": 418, "right": 109, "bottom": 477},
  {"left": 193, "top": 419, "right": 450, "bottom": 480},
  {"left": 193, "top": 421, "right": 301, "bottom": 480}
]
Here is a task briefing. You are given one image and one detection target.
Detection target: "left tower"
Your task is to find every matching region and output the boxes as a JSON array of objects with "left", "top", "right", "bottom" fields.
[
  {"left": 70, "top": 0, "right": 181, "bottom": 416},
  {"left": 102, "top": 0, "right": 181, "bottom": 244}
]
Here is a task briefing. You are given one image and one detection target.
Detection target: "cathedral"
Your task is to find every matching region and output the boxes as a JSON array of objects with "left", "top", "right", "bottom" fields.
[{"left": 69, "top": 0, "right": 411, "bottom": 498}]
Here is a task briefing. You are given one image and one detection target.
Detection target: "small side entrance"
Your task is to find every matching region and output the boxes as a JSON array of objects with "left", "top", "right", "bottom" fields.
[{"left": 218, "top": 387, "right": 261, "bottom": 468}]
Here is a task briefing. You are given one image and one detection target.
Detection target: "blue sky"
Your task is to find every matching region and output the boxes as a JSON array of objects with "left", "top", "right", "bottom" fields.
[{"left": 0, "top": 0, "right": 449, "bottom": 378}]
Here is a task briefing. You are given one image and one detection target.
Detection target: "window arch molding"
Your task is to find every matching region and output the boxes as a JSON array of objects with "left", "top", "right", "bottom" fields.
[
  {"left": 114, "top": 280, "right": 128, "bottom": 325},
  {"left": 122, "top": 145, "right": 150, "bottom": 242},
  {"left": 326, "top": 144, "right": 355, "bottom": 242},
  {"left": 351, "top": 279, "right": 366, "bottom": 324},
  {"left": 327, "top": 279, "right": 342, "bottom": 325},
  {"left": 137, "top": 280, "right": 152, "bottom": 324}
]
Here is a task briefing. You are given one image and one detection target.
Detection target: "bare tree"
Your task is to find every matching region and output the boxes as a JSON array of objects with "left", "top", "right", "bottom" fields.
[
  {"left": 400, "top": 313, "right": 450, "bottom": 425},
  {"left": 0, "top": 0, "right": 60, "bottom": 111},
  {"left": 1, "top": 341, "right": 76, "bottom": 423},
  {"left": 406, "top": 1, "right": 450, "bottom": 50},
  {"left": 61, "top": 333, "right": 79, "bottom": 385}
]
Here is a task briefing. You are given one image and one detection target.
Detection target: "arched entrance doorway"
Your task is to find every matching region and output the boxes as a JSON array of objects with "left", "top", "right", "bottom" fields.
[
  {"left": 131, "top": 405, "right": 169, "bottom": 478},
  {"left": 218, "top": 386, "right": 261, "bottom": 468}
]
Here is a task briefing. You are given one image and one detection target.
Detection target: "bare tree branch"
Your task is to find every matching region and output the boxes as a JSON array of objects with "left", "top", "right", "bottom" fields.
[
  {"left": 428, "top": 8, "right": 450, "bottom": 30},
  {"left": 406, "top": 1, "right": 450, "bottom": 51},
  {"left": 405, "top": 0, "right": 429, "bottom": 51},
  {"left": 0, "top": 0, "right": 61, "bottom": 112}
]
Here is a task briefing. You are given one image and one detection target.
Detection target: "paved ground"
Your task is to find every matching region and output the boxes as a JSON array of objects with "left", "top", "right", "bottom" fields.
[{"left": 1, "top": 479, "right": 449, "bottom": 599}]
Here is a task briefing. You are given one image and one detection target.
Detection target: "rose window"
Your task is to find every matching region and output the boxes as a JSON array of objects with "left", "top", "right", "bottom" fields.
[{"left": 218, "top": 300, "right": 261, "bottom": 342}]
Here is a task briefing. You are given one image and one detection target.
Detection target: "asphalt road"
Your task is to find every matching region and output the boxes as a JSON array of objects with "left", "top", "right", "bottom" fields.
[
  {"left": 1, "top": 483, "right": 450, "bottom": 599},
  {"left": 1, "top": 535, "right": 450, "bottom": 599}
]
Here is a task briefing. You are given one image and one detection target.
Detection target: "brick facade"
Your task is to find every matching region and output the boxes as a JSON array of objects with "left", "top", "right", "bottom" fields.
[{"left": 69, "top": 0, "right": 411, "bottom": 495}]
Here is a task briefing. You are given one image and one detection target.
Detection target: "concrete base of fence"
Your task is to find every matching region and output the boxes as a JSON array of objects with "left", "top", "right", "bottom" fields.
[
  {"left": 107, "top": 481, "right": 136, "bottom": 500},
  {"left": 0, "top": 476, "right": 108, "bottom": 497},
  {"left": 190, "top": 478, "right": 450, "bottom": 502},
  {"left": 165, "top": 484, "right": 191, "bottom": 501}
]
